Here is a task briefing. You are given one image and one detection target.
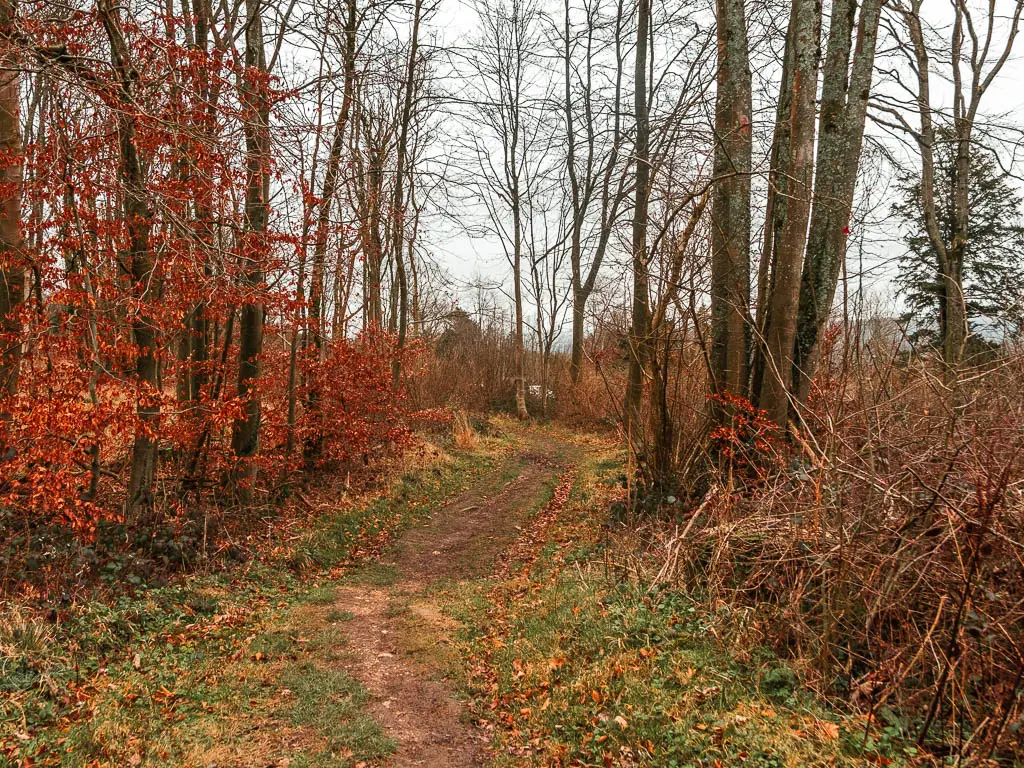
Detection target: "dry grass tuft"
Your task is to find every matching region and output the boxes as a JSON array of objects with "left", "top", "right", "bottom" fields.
[{"left": 451, "top": 410, "right": 479, "bottom": 451}]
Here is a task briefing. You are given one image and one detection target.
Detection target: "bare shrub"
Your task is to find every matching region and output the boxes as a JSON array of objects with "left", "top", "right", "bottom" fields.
[
  {"left": 665, "top": 330, "right": 1024, "bottom": 760},
  {"left": 451, "top": 409, "right": 479, "bottom": 450}
]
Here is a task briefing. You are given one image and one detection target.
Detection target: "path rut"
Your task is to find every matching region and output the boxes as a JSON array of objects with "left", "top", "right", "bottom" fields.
[{"left": 333, "top": 447, "right": 566, "bottom": 767}]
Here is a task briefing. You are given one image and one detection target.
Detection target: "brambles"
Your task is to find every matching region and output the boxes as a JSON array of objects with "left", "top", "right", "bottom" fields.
[{"left": 663, "top": 346, "right": 1024, "bottom": 760}]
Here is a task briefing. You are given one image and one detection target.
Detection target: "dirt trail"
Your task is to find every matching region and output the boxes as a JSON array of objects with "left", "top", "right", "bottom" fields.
[{"left": 333, "top": 445, "right": 567, "bottom": 767}]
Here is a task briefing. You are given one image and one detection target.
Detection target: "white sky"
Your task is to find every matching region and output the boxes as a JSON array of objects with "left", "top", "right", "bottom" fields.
[{"left": 296, "top": 0, "right": 1024, "bottom": 325}]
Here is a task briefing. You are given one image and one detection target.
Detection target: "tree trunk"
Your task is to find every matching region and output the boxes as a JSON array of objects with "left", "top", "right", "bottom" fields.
[
  {"left": 363, "top": 145, "right": 385, "bottom": 329},
  {"left": 0, "top": 0, "right": 24, "bottom": 410},
  {"left": 567, "top": 0, "right": 628, "bottom": 386},
  {"left": 512, "top": 202, "right": 529, "bottom": 421},
  {"left": 624, "top": 0, "right": 651, "bottom": 433},
  {"left": 710, "top": 0, "right": 753, "bottom": 412},
  {"left": 792, "top": 0, "right": 881, "bottom": 404},
  {"left": 231, "top": 0, "right": 270, "bottom": 498},
  {"left": 97, "top": 0, "right": 160, "bottom": 515},
  {"left": 304, "top": 0, "right": 357, "bottom": 464},
  {"left": 390, "top": 0, "right": 423, "bottom": 385},
  {"left": 755, "top": 0, "right": 821, "bottom": 428},
  {"left": 570, "top": 290, "right": 585, "bottom": 383},
  {"left": 564, "top": 0, "right": 584, "bottom": 386},
  {"left": 309, "top": 0, "right": 356, "bottom": 356},
  {"left": 182, "top": 0, "right": 216, "bottom": 407},
  {"left": 944, "top": 121, "right": 971, "bottom": 368},
  {"left": 647, "top": 327, "right": 673, "bottom": 490}
]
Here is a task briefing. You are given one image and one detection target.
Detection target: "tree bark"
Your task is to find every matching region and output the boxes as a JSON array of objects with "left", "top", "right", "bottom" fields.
[
  {"left": 512, "top": 194, "right": 529, "bottom": 421},
  {"left": 710, "top": 0, "right": 753, "bottom": 412},
  {"left": 180, "top": 0, "right": 216, "bottom": 408},
  {"left": 362, "top": 140, "right": 386, "bottom": 329},
  {"left": 0, "top": 0, "right": 24, "bottom": 410},
  {"left": 309, "top": 0, "right": 357, "bottom": 356},
  {"left": 793, "top": 0, "right": 881, "bottom": 404},
  {"left": 390, "top": 0, "right": 423, "bottom": 384},
  {"left": 624, "top": 0, "right": 651, "bottom": 433},
  {"left": 567, "top": 0, "right": 628, "bottom": 385},
  {"left": 231, "top": 0, "right": 270, "bottom": 498},
  {"left": 755, "top": 0, "right": 821, "bottom": 428}
]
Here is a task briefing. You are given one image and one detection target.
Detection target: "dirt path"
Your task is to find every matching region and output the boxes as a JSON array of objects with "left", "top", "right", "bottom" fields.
[{"left": 333, "top": 446, "right": 568, "bottom": 767}]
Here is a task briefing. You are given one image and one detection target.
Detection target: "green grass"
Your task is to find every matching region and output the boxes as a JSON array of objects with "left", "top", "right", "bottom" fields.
[
  {"left": 480, "top": 574, "right": 875, "bottom": 767},
  {"left": 302, "top": 585, "right": 340, "bottom": 605},
  {"left": 344, "top": 562, "right": 400, "bottom": 586},
  {"left": 0, "top": 448, "right": 497, "bottom": 767},
  {"left": 447, "top": 446, "right": 921, "bottom": 768},
  {"left": 281, "top": 663, "right": 396, "bottom": 763}
]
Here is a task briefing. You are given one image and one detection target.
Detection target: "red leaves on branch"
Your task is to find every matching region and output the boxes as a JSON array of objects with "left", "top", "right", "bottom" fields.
[
  {"left": 0, "top": 4, "right": 417, "bottom": 538},
  {"left": 708, "top": 392, "right": 781, "bottom": 479}
]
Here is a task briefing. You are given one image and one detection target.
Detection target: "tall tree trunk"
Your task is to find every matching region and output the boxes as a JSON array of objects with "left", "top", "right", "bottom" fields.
[
  {"left": 509, "top": 17, "right": 529, "bottom": 423},
  {"left": 568, "top": 0, "right": 628, "bottom": 385},
  {"left": 710, "top": 0, "right": 753, "bottom": 414},
  {"left": 390, "top": 0, "right": 423, "bottom": 384},
  {"left": 793, "top": 0, "right": 881, "bottom": 403},
  {"left": 569, "top": 293, "right": 585, "bottom": 382},
  {"left": 512, "top": 199, "right": 529, "bottom": 421},
  {"left": 755, "top": 0, "right": 821, "bottom": 427},
  {"left": 564, "top": 0, "right": 584, "bottom": 385},
  {"left": 0, "top": 0, "right": 24, "bottom": 411},
  {"left": 363, "top": 144, "right": 385, "bottom": 329},
  {"left": 944, "top": 121, "right": 970, "bottom": 368},
  {"left": 231, "top": 0, "right": 270, "bottom": 498},
  {"left": 647, "top": 327, "right": 673, "bottom": 489},
  {"left": 97, "top": 0, "right": 160, "bottom": 514},
  {"left": 624, "top": 0, "right": 651, "bottom": 432},
  {"left": 902, "top": 4, "right": 953, "bottom": 373},
  {"left": 187, "top": 0, "right": 218, "bottom": 406},
  {"left": 309, "top": 0, "right": 357, "bottom": 356},
  {"left": 408, "top": 193, "right": 422, "bottom": 333},
  {"left": 304, "top": 0, "right": 357, "bottom": 463}
]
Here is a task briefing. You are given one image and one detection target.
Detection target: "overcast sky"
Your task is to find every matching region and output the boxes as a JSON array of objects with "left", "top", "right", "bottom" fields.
[{"left": 286, "top": 0, "right": 1024, "bottom": 325}]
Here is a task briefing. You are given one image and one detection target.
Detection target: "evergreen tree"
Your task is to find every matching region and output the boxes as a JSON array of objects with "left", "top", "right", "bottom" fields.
[{"left": 893, "top": 135, "right": 1024, "bottom": 349}]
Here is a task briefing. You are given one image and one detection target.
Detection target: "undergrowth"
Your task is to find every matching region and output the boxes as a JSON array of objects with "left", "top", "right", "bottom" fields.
[
  {"left": 451, "top": 435, "right": 924, "bottom": 767},
  {"left": 0, "top": 444, "right": 499, "bottom": 767}
]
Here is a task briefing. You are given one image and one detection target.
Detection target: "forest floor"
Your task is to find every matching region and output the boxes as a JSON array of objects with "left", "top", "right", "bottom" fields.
[{"left": 1, "top": 421, "right": 920, "bottom": 767}]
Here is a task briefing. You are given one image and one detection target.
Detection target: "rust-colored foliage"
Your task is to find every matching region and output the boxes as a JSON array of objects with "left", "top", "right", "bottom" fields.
[{"left": 0, "top": 5, "right": 417, "bottom": 549}]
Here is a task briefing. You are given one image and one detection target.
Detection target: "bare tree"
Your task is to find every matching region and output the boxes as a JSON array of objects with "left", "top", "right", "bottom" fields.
[
  {"left": 558, "top": 0, "right": 631, "bottom": 385},
  {"left": 623, "top": 0, "right": 651, "bottom": 431},
  {"left": 465, "top": 0, "right": 546, "bottom": 420},
  {"left": 711, "top": 0, "right": 882, "bottom": 430},
  {"left": 883, "top": 0, "right": 1023, "bottom": 372},
  {"left": 308, "top": 0, "right": 358, "bottom": 358},
  {"left": 390, "top": 0, "right": 427, "bottom": 381},
  {"left": 751, "top": 0, "right": 822, "bottom": 427},
  {"left": 793, "top": 0, "right": 882, "bottom": 403},
  {"left": 525, "top": 183, "right": 571, "bottom": 418},
  {"left": 0, "top": 0, "right": 23, "bottom": 412},
  {"left": 710, "top": 0, "right": 753, "bottom": 414}
]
